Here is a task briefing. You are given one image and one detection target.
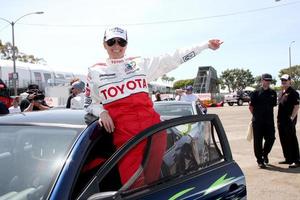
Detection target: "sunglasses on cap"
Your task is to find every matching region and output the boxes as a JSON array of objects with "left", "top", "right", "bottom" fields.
[{"left": 106, "top": 38, "right": 127, "bottom": 47}]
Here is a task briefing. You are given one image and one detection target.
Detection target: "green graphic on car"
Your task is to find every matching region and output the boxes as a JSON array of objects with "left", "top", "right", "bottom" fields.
[
  {"left": 168, "top": 187, "right": 195, "bottom": 200},
  {"left": 168, "top": 173, "right": 234, "bottom": 200},
  {"left": 204, "top": 173, "right": 235, "bottom": 195}
]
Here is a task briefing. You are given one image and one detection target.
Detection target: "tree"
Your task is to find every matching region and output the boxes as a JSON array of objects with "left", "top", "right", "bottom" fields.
[
  {"left": 169, "top": 77, "right": 175, "bottom": 82},
  {"left": 0, "top": 41, "right": 18, "bottom": 60},
  {"left": 173, "top": 79, "right": 194, "bottom": 89},
  {"left": 0, "top": 39, "right": 45, "bottom": 64},
  {"left": 161, "top": 74, "right": 175, "bottom": 84},
  {"left": 278, "top": 65, "right": 300, "bottom": 89},
  {"left": 219, "top": 69, "right": 235, "bottom": 93},
  {"left": 161, "top": 74, "right": 168, "bottom": 82},
  {"left": 219, "top": 68, "right": 255, "bottom": 92}
]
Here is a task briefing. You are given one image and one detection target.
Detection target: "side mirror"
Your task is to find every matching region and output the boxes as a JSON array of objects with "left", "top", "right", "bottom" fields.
[{"left": 87, "top": 192, "right": 117, "bottom": 200}]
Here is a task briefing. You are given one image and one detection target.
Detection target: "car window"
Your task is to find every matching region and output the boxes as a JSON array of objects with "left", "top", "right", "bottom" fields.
[
  {"left": 154, "top": 104, "right": 194, "bottom": 116},
  {"left": 120, "top": 121, "right": 224, "bottom": 192},
  {"left": 0, "top": 125, "right": 80, "bottom": 200}
]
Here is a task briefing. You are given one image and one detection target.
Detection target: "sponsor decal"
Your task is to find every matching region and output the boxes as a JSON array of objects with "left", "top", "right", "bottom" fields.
[
  {"left": 182, "top": 51, "right": 196, "bottom": 62},
  {"left": 99, "top": 73, "right": 116, "bottom": 80},
  {"left": 125, "top": 61, "right": 137, "bottom": 74},
  {"left": 99, "top": 73, "right": 116, "bottom": 77},
  {"left": 84, "top": 97, "right": 92, "bottom": 108},
  {"left": 111, "top": 59, "right": 124, "bottom": 64},
  {"left": 110, "top": 27, "right": 125, "bottom": 34},
  {"left": 100, "top": 78, "right": 148, "bottom": 99}
]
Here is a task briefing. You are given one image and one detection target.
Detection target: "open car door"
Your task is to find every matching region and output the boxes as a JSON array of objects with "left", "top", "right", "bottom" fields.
[{"left": 76, "top": 114, "right": 246, "bottom": 200}]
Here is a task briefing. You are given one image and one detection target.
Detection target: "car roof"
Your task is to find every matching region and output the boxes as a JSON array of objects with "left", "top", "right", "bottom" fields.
[
  {"left": 0, "top": 109, "right": 87, "bottom": 127},
  {"left": 154, "top": 101, "right": 194, "bottom": 106}
]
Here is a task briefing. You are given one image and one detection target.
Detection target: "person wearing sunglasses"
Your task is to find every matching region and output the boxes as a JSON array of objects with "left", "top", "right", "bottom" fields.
[
  {"left": 277, "top": 74, "right": 300, "bottom": 168},
  {"left": 85, "top": 26, "right": 223, "bottom": 187},
  {"left": 249, "top": 73, "right": 277, "bottom": 169}
]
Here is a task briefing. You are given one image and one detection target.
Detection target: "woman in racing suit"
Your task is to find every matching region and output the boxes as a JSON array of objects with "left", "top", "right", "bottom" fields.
[{"left": 85, "top": 26, "right": 222, "bottom": 187}]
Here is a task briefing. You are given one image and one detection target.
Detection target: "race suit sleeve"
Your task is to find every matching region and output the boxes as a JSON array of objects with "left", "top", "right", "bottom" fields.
[
  {"left": 84, "top": 70, "right": 107, "bottom": 117},
  {"left": 144, "top": 42, "right": 209, "bottom": 82}
]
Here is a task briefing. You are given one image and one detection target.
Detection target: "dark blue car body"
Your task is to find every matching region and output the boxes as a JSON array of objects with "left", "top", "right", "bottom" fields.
[{"left": 0, "top": 109, "right": 246, "bottom": 200}]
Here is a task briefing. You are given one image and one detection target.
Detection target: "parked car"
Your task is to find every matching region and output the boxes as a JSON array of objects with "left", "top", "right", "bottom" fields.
[
  {"left": 154, "top": 101, "right": 205, "bottom": 119},
  {"left": 224, "top": 90, "right": 252, "bottom": 106},
  {"left": 0, "top": 109, "right": 246, "bottom": 200}
]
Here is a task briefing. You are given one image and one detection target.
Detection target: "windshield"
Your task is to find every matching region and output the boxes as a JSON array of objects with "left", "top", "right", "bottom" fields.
[
  {"left": 0, "top": 125, "right": 80, "bottom": 200},
  {"left": 154, "top": 104, "right": 194, "bottom": 117}
]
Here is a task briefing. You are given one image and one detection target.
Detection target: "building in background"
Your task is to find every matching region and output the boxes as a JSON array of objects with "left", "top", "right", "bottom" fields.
[{"left": 193, "top": 66, "right": 219, "bottom": 94}]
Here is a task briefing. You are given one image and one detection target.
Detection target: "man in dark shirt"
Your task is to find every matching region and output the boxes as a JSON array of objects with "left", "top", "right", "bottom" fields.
[
  {"left": 277, "top": 74, "right": 300, "bottom": 168},
  {"left": 249, "top": 73, "right": 277, "bottom": 168}
]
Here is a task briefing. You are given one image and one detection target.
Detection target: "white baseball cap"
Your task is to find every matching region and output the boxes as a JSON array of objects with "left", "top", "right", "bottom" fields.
[
  {"left": 280, "top": 74, "right": 291, "bottom": 81},
  {"left": 104, "top": 27, "right": 127, "bottom": 41}
]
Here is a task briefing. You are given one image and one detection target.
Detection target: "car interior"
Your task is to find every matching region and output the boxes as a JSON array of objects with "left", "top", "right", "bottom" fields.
[{"left": 0, "top": 126, "right": 78, "bottom": 200}]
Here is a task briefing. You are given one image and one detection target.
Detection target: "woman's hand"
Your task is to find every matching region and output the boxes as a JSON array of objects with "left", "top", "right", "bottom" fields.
[
  {"left": 99, "top": 111, "right": 115, "bottom": 133},
  {"left": 208, "top": 39, "right": 223, "bottom": 50}
]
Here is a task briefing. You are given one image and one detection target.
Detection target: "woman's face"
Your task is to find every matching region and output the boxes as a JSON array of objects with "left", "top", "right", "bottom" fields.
[{"left": 104, "top": 37, "right": 127, "bottom": 59}]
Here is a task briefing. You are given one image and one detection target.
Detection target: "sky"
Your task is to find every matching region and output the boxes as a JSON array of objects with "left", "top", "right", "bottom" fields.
[{"left": 0, "top": 0, "right": 300, "bottom": 83}]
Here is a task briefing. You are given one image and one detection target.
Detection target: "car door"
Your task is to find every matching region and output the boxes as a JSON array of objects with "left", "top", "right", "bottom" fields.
[{"left": 76, "top": 114, "right": 246, "bottom": 200}]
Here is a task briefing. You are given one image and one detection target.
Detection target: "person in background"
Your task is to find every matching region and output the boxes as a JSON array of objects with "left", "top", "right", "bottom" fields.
[
  {"left": 20, "top": 84, "right": 50, "bottom": 112},
  {"left": 70, "top": 80, "right": 86, "bottom": 109},
  {"left": 0, "top": 78, "right": 12, "bottom": 114},
  {"left": 9, "top": 96, "right": 21, "bottom": 113},
  {"left": 175, "top": 89, "right": 184, "bottom": 101},
  {"left": 180, "top": 85, "right": 207, "bottom": 114},
  {"left": 277, "top": 74, "right": 300, "bottom": 168},
  {"left": 66, "top": 78, "right": 80, "bottom": 108},
  {"left": 180, "top": 85, "right": 198, "bottom": 102},
  {"left": 85, "top": 26, "right": 222, "bottom": 187},
  {"left": 249, "top": 73, "right": 277, "bottom": 169},
  {"left": 154, "top": 91, "right": 162, "bottom": 101}
]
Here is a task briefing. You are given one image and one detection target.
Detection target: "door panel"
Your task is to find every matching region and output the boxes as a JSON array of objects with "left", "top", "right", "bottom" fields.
[{"left": 81, "top": 115, "right": 246, "bottom": 200}]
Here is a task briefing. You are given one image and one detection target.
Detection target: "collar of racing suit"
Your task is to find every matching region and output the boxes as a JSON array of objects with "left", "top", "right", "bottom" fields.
[{"left": 106, "top": 57, "right": 126, "bottom": 65}]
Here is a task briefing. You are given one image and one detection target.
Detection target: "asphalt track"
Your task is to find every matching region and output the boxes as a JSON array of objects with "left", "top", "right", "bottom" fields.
[{"left": 209, "top": 105, "right": 300, "bottom": 200}]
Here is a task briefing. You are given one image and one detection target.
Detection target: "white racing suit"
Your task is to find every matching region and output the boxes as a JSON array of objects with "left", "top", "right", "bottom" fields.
[{"left": 85, "top": 42, "right": 209, "bottom": 186}]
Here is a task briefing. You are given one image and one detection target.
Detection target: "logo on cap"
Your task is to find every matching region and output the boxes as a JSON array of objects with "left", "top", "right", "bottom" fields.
[
  {"left": 104, "top": 26, "right": 127, "bottom": 41},
  {"left": 281, "top": 74, "right": 291, "bottom": 80},
  {"left": 262, "top": 73, "right": 272, "bottom": 81}
]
